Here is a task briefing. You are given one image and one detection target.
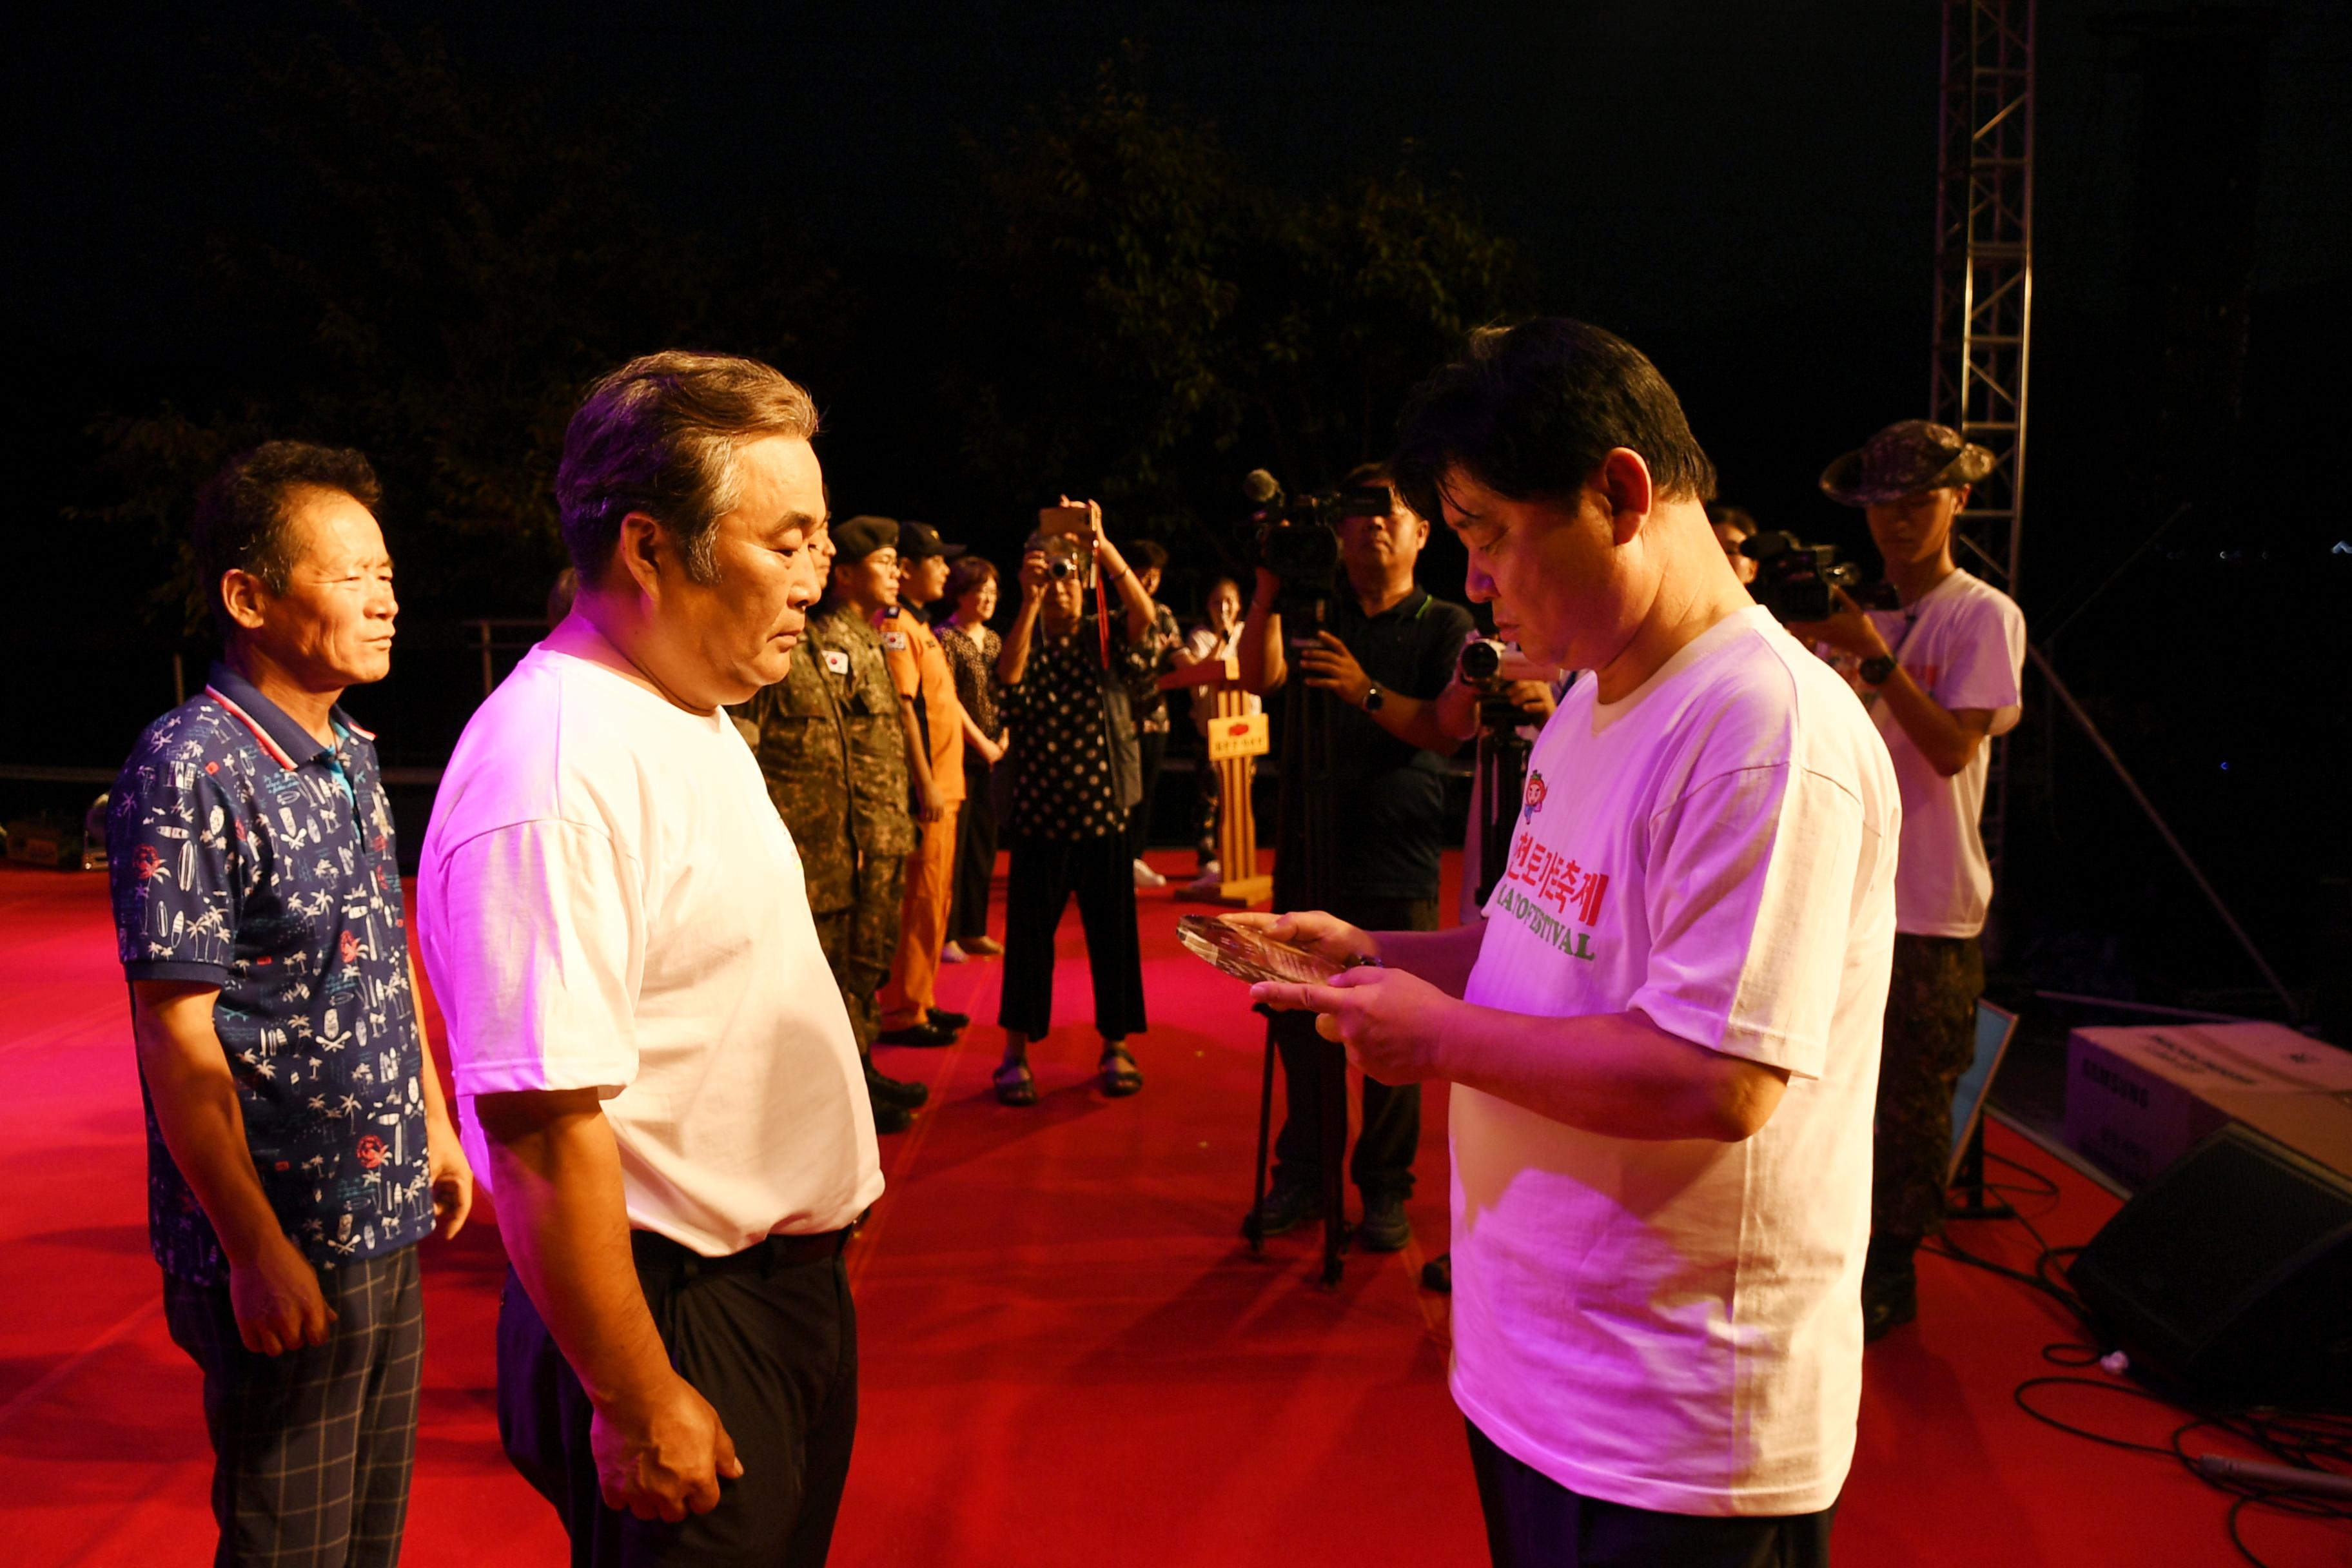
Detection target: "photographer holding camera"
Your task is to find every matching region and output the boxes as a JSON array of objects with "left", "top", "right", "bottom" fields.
[
  {"left": 990, "top": 502, "right": 1162, "bottom": 1106},
  {"left": 1236, "top": 461, "right": 1475, "bottom": 1253},
  {"left": 1791, "top": 420, "right": 2025, "bottom": 1341},
  {"left": 1242, "top": 320, "right": 1897, "bottom": 1566}
]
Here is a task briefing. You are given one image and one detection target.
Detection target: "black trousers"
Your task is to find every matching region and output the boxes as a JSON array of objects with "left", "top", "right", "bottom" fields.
[
  {"left": 949, "top": 760, "right": 999, "bottom": 943},
  {"left": 998, "top": 832, "right": 1148, "bottom": 1041},
  {"left": 164, "top": 1245, "right": 424, "bottom": 1568},
  {"left": 1126, "top": 729, "right": 1169, "bottom": 863},
  {"left": 498, "top": 1234, "right": 859, "bottom": 1567},
  {"left": 1468, "top": 1422, "right": 1837, "bottom": 1568},
  {"left": 1271, "top": 894, "right": 1436, "bottom": 1200}
]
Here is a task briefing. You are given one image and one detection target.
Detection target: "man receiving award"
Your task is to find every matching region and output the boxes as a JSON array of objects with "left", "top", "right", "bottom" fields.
[{"left": 1244, "top": 320, "right": 1899, "bottom": 1567}]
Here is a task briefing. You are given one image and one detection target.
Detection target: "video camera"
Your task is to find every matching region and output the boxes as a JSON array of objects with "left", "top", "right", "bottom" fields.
[
  {"left": 1239, "top": 469, "right": 1387, "bottom": 610},
  {"left": 1739, "top": 531, "right": 1899, "bottom": 623},
  {"left": 1458, "top": 637, "right": 1558, "bottom": 732},
  {"left": 1457, "top": 637, "right": 1510, "bottom": 686}
]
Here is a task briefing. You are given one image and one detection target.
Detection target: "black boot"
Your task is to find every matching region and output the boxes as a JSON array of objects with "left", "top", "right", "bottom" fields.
[
  {"left": 1861, "top": 1233, "right": 1920, "bottom": 1342},
  {"left": 1239, "top": 1179, "right": 1327, "bottom": 1240},
  {"left": 865, "top": 1060, "right": 929, "bottom": 1110}
]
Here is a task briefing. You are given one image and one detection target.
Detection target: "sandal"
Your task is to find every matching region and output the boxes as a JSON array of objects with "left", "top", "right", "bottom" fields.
[
  {"left": 992, "top": 1061, "right": 1037, "bottom": 1107},
  {"left": 1098, "top": 1042, "right": 1143, "bottom": 1099}
]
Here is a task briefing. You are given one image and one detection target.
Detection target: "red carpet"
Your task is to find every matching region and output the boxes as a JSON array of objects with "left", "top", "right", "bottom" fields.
[{"left": 2, "top": 856, "right": 2342, "bottom": 1567}]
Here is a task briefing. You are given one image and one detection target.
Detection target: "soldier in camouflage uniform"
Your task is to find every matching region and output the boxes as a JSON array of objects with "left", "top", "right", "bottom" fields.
[{"left": 742, "top": 515, "right": 925, "bottom": 1133}]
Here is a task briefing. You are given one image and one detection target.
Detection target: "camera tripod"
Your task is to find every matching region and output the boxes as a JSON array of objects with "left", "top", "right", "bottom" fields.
[
  {"left": 1242, "top": 598, "right": 1353, "bottom": 1287},
  {"left": 1471, "top": 690, "right": 1538, "bottom": 907},
  {"left": 1413, "top": 685, "right": 1547, "bottom": 1298}
]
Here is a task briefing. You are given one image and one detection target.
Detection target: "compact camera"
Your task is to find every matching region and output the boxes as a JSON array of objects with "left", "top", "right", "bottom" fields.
[{"left": 1023, "top": 531, "right": 1092, "bottom": 584}]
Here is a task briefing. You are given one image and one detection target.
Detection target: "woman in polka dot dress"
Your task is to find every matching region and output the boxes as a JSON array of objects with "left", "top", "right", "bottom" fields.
[{"left": 990, "top": 509, "right": 1164, "bottom": 1105}]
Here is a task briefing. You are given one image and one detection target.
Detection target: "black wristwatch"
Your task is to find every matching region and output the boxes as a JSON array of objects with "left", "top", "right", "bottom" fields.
[
  {"left": 1858, "top": 655, "right": 1897, "bottom": 687},
  {"left": 1362, "top": 683, "right": 1386, "bottom": 713}
]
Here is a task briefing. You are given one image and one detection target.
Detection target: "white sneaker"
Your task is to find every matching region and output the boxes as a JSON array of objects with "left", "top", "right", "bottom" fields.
[
  {"left": 941, "top": 941, "right": 969, "bottom": 965},
  {"left": 1132, "top": 859, "right": 1168, "bottom": 888},
  {"left": 1183, "top": 863, "right": 1223, "bottom": 895}
]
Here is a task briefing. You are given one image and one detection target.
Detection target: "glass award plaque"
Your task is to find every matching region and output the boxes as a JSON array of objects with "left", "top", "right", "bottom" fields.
[{"left": 1175, "top": 914, "right": 1371, "bottom": 987}]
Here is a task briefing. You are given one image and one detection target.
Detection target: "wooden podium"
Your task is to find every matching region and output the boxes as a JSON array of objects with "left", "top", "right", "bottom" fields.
[{"left": 1157, "top": 656, "right": 1271, "bottom": 906}]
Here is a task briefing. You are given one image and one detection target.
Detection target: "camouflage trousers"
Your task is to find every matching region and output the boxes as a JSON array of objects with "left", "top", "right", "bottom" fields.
[
  {"left": 1872, "top": 932, "right": 1985, "bottom": 1239},
  {"left": 809, "top": 850, "right": 908, "bottom": 1054}
]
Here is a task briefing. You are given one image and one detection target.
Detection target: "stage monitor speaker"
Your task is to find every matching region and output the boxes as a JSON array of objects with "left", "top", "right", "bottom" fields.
[{"left": 2067, "top": 1121, "right": 2352, "bottom": 1411}]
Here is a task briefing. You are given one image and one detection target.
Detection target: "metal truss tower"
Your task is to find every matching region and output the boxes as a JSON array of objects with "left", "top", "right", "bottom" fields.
[
  {"left": 1930, "top": 0, "right": 2035, "bottom": 593},
  {"left": 1929, "top": 0, "right": 2034, "bottom": 888}
]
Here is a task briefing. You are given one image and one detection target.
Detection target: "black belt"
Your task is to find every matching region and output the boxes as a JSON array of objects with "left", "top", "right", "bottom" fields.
[{"left": 630, "top": 1228, "right": 850, "bottom": 1280}]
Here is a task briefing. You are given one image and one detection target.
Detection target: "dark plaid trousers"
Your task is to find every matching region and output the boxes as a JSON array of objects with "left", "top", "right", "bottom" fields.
[
  {"left": 163, "top": 1244, "right": 426, "bottom": 1568},
  {"left": 1872, "top": 932, "right": 1986, "bottom": 1240}
]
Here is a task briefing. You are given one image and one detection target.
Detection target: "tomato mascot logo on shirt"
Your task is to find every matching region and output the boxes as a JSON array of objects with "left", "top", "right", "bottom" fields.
[
  {"left": 354, "top": 1134, "right": 387, "bottom": 1170},
  {"left": 1522, "top": 770, "right": 1549, "bottom": 818}
]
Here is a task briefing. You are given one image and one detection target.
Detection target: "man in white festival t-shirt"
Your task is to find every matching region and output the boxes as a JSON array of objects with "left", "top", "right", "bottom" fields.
[
  {"left": 416, "top": 352, "right": 881, "bottom": 1566},
  {"left": 1790, "top": 419, "right": 2025, "bottom": 1342},
  {"left": 1242, "top": 320, "right": 1897, "bottom": 1567}
]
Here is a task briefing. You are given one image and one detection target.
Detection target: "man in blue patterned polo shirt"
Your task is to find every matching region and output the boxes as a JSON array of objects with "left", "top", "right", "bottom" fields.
[{"left": 108, "top": 441, "right": 472, "bottom": 1568}]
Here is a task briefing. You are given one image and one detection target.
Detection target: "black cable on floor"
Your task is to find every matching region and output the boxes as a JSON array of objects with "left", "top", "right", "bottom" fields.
[{"left": 1918, "top": 1148, "right": 2351, "bottom": 1566}]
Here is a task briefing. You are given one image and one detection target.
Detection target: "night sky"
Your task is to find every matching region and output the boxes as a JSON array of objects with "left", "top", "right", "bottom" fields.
[
  {"left": 23, "top": 0, "right": 2344, "bottom": 534},
  {"left": 11, "top": 1, "right": 2352, "bottom": 1014}
]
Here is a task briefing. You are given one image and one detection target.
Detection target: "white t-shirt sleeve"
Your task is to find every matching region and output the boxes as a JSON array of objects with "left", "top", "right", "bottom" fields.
[
  {"left": 1627, "top": 763, "right": 1866, "bottom": 1079},
  {"left": 1934, "top": 591, "right": 2026, "bottom": 732},
  {"left": 427, "top": 818, "right": 643, "bottom": 1097}
]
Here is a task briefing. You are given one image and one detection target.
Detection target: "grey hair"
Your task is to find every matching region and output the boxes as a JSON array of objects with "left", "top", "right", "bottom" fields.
[{"left": 556, "top": 350, "right": 820, "bottom": 585}]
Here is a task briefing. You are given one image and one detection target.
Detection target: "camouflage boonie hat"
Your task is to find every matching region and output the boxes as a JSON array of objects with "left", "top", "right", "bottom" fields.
[{"left": 1819, "top": 420, "right": 1995, "bottom": 507}]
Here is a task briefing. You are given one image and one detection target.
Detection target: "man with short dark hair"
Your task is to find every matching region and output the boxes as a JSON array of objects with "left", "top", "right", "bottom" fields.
[
  {"left": 1246, "top": 319, "right": 1897, "bottom": 1566},
  {"left": 1705, "top": 501, "right": 1760, "bottom": 587},
  {"left": 108, "top": 440, "right": 473, "bottom": 1567},
  {"left": 418, "top": 351, "right": 879, "bottom": 1565},
  {"left": 1795, "top": 420, "right": 2025, "bottom": 1340},
  {"left": 1237, "top": 462, "right": 1475, "bottom": 1253}
]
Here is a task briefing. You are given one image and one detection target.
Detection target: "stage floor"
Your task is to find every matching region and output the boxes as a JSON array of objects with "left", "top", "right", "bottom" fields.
[{"left": 1, "top": 856, "right": 2340, "bottom": 1566}]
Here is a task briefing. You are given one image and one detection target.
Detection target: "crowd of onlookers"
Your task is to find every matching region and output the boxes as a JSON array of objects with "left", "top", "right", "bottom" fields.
[{"left": 725, "top": 507, "right": 1253, "bottom": 1119}]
